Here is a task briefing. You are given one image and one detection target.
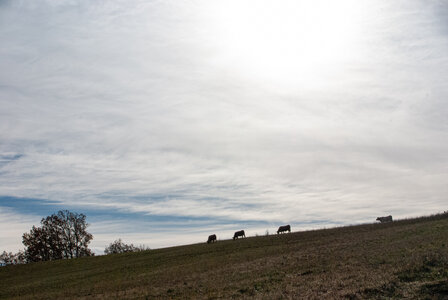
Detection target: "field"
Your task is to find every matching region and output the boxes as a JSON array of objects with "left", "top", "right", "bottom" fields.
[{"left": 1, "top": 213, "right": 447, "bottom": 299}]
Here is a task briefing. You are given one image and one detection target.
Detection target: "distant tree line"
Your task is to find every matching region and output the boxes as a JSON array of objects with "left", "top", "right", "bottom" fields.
[{"left": 1, "top": 210, "right": 150, "bottom": 266}]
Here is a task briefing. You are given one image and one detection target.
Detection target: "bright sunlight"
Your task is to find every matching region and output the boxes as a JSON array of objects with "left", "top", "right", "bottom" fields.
[{"left": 205, "top": 0, "right": 368, "bottom": 89}]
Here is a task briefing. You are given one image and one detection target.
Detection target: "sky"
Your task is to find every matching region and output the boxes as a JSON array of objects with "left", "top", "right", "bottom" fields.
[{"left": 1, "top": 0, "right": 447, "bottom": 254}]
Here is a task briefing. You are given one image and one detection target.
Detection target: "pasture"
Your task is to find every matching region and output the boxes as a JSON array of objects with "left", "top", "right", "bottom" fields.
[{"left": 1, "top": 213, "right": 447, "bottom": 299}]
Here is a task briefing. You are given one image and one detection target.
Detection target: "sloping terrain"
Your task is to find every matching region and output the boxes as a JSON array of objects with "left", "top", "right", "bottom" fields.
[{"left": 1, "top": 213, "right": 447, "bottom": 299}]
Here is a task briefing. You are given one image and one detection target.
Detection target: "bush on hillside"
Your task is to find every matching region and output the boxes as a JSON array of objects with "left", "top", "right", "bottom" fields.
[
  {"left": 104, "top": 239, "right": 149, "bottom": 254},
  {"left": 0, "top": 250, "right": 26, "bottom": 265}
]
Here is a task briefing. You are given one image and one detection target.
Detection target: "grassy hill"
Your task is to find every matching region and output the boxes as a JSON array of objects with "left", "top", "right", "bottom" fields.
[{"left": 1, "top": 213, "right": 447, "bottom": 299}]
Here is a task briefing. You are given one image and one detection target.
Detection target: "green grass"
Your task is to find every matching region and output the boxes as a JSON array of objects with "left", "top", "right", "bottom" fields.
[{"left": 1, "top": 213, "right": 447, "bottom": 299}]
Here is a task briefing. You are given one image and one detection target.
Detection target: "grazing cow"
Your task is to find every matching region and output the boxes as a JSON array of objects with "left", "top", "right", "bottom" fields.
[
  {"left": 207, "top": 234, "right": 217, "bottom": 244},
  {"left": 233, "top": 230, "right": 245, "bottom": 240},
  {"left": 277, "top": 225, "right": 291, "bottom": 234},
  {"left": 376, "top": 215, "right": 393, "bottom": 223}
]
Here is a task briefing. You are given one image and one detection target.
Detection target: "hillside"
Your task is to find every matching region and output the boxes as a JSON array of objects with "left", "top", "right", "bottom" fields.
[{"left": 1, "top": 213, "right": 447, "bottom": 299}]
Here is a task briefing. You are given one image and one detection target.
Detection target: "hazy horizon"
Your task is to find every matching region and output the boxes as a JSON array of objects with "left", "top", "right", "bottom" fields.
[{"left": 1, "top": 0, "right": 447, "bottom": 254}]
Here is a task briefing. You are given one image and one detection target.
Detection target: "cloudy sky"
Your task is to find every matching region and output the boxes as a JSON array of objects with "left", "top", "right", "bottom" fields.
[{"left": 1, "top": 0, "right": 447, "bottom": 254}]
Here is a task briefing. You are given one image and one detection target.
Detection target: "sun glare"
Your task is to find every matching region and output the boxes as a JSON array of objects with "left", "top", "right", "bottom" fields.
[{"left": 206, "top": 0, "right": 365, "bottom": 89}]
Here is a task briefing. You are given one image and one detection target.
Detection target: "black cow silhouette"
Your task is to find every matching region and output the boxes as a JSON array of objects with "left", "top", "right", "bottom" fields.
[
  {"left": 376, "top": 215, "right": 393, "bottom": 223},
  {"left": 277, "top": 225, "right": 291, "bottom": 234},
  {"left": 207, "top": 234, "right": 217, "bottom": 244},
  {"left": 233, "top": 230, "right": 245, "bottom": 240}
]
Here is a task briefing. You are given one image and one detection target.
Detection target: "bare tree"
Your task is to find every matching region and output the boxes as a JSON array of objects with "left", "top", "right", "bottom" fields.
[
  {"left": 22, "top": 210, "right": 93, "bottom": 262},
  {"left": 55, "top": 210, "right": 93, "bottom": 258}
]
